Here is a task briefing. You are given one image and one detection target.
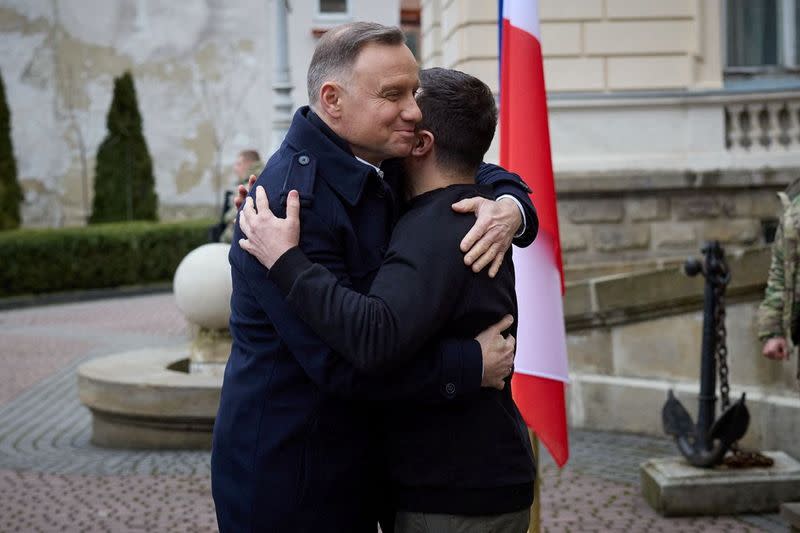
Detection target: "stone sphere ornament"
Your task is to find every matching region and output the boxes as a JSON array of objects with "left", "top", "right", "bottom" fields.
[{"left": 173, "top": 243, "right": 232, "bottom": 330}]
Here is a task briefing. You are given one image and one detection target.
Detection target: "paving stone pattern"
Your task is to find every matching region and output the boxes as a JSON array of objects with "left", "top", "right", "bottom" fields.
[{"left": 0, "top": 294, "right": 789, "bottom": 532}]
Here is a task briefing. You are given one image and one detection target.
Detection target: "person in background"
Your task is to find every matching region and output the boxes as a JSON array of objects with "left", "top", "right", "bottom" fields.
[
  {"left": 758, "top": 178, "right": 800, "bottom": 384},
  {"left": 218, "top": 150, "right": 264, "bottom": 243}
]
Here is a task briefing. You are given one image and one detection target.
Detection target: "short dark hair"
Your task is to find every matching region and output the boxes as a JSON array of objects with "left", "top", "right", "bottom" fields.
[
  {"left": 307, "top": 22, "right": 406, "bottom": 104},
  {"left": 238, "top": 149, "right": 260, "bottom": 162},
  {"left": 417, "top": 68, "right": 497, "bottom": 176}
]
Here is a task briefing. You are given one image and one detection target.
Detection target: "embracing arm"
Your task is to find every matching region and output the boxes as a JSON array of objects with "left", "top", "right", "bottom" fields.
[
  {"left": 268, "top": 210, "right": 471, "bottom": 373},
  {"left": 476, "top": 163, "right": 538, "bottom": 246},
  {"left": 231, "top": 191, "right": 490, "bottom": 402},
  {"left": 451, "top": 163, "right": 538, "bottom": 277}
]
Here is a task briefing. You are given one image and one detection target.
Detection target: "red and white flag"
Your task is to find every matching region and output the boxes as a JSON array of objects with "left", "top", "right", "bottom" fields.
[{"left": 500, "top": 0, "right": 570, "bottom": 467}]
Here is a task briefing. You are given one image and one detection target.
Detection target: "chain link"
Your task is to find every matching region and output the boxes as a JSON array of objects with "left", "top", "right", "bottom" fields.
[{"left": 713, "top": 280, "right": 731, "bottom": 411}]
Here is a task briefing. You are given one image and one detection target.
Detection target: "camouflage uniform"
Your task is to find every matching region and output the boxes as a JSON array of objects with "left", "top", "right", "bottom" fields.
[
  {"left": 220, "top": 160, "right": 264, "bottom": 243},
  {"left": 757, "top": 179, "right": 800, "bottom": 379}
]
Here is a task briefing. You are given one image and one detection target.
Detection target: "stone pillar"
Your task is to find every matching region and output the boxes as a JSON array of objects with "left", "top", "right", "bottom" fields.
[
  {"left": 272, "top": 0, "right": 293, "bottom": 151},
  {"left": 189, "top": 326, "right": 232, "bottom": 376},
  {"left": 173, "top": 243, "right": 233, "bottom": 377}
]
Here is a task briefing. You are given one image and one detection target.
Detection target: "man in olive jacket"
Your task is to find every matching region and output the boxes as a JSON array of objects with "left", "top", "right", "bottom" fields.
[{"left": 758, "top": 178, "right": 800, "bottom": 382}]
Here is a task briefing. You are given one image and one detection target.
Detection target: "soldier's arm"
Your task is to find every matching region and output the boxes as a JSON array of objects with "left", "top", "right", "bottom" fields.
[{"left": 758, "top": 220, "right": 787, "bottom": 341}]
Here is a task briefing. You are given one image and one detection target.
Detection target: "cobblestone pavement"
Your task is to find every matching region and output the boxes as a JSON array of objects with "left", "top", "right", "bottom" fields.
[{"left": 0, "top": 294, "right": 790, "bottom": 532}]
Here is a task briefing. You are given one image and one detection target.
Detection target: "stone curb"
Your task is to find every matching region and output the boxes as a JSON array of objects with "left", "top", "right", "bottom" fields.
[{"left": 0, "top": 282, "right": 173, "bottom": 311}]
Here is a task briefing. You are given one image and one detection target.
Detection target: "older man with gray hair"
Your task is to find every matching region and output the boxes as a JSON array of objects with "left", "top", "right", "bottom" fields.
[{"left": 211, "top": 22, "right": 537, "bottom": 533}]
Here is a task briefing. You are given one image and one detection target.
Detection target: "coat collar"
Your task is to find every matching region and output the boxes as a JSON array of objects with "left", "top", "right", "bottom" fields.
[{"left": 284, "top": 106, "right": 377, "bottom": 206}]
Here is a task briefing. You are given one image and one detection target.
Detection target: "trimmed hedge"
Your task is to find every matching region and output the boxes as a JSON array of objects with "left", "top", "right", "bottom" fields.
[{"left": 0, "top": 219, "right": 213, "bottom": 298}]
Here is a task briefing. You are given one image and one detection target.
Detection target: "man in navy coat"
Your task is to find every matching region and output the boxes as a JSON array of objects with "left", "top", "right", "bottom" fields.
[{"left": 211, "top": 22, "right": 537, "bottom": 533}]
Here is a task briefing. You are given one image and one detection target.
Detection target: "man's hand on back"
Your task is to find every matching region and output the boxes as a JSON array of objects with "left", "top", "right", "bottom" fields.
[
  {"left": 476, "top": 315, "right": 516, "bottom": 390},
  {"left": 452, "top": 197, "right": 523, "bottom": 278},
  {"left": 234, "top": 173, "right": 259, "bottom": 211},
  {"left": 239, "top": 186, "right": 301, "bottom": 269}
]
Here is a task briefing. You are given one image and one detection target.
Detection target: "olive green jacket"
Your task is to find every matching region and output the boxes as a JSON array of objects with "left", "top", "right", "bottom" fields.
[{"left": 757, "top": 183, "right": 800, "bottom": 378}]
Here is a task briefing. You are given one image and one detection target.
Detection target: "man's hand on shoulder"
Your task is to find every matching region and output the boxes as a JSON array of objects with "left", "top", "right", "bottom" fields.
[
  {"left": 763, "top": 337, "right": 789, "bottom": 360},
  {"left": 476, "top": 315, "right": 516, "bottom": 390},
  {"left": 239, "top": 186, "right": 301, "bottom": 269},
  {"left": 452, "top": 196, "right": 522, "bottom": 278}
]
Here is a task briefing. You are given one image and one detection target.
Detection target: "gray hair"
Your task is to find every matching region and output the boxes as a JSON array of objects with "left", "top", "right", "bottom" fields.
[{"left": 307, "top": 22, "right": 406, "bottom": 105}]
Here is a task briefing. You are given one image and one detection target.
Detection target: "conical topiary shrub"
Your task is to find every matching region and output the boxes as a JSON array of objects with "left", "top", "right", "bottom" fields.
[
  {"left": 90, "top": 71, "right": 158, "bottom": 223},
  {"left": 0, "top": 69, "right": 22, "bottom": 230}
]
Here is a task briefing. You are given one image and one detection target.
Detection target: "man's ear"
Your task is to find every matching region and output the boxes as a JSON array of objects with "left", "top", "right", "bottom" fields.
[
  {"left": 411, "top": 130, "right": 434, "bottom": 157},
  {"left": 319, "top": 82, "right": 342, "bottom": 118}
]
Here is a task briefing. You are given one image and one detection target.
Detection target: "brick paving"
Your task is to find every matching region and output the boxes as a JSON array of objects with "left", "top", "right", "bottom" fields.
[{"left": 0, "top": 294, "right": 790, "bottom": 532}]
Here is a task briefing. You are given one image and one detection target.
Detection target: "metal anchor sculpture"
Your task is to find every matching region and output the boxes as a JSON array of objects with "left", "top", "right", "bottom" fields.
[{"left": 662, "top": 241, "right": 750, "bottom": 467}]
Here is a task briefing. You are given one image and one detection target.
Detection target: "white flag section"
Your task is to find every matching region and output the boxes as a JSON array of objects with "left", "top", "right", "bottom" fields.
[
  {"left": 504, "top": 0, "right": 541, "bottom": 39},
  {"left": 513, "top": 234, "right": 569, "bottom": 382}
]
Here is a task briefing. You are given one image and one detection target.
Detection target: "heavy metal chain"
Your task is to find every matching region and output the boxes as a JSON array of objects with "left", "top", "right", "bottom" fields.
[
  {"left": 713, "top": 282, "right": 731, "bottom": 411},
  {"left": 713, "top": 268, "right": 774, "bottom": 468}
]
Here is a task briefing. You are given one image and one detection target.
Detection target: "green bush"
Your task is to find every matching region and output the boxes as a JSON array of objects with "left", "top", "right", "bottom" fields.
[
  {"left": 90, "top": 71, "right": 158, "bottom": 223},
  {"left": 0, "top": 219, "right": 214, "bottom": 298},
  {"left": 0, "top": 69, "right": 22, "bottom": 230}
]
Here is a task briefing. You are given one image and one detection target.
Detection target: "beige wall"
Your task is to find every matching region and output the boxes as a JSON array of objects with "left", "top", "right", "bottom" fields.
[
  {"left": 421, "top": 0, "right": 723, "bottom": 93},
  {"left": 421, "top": 1, "right": 800, "bottom": 177}
]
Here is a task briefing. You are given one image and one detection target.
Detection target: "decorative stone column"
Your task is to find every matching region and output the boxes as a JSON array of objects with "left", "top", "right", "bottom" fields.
[{"left": 173, "top": 243, "right": 233, "bottom": 376}]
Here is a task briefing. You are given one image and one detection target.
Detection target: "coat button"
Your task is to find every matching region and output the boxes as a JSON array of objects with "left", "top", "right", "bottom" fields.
[
  {"left": 445, "top": 383, "right": 456, "bottom": 395},
  {"left": 298, "top": 155, "right": 310, "bottom": 165}
]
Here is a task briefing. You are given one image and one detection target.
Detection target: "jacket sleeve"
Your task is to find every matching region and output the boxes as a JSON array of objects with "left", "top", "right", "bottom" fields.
[
  {"left": 268, "top": 212, "right": 472, "bottom": 374},
  {"left": 758, "top": 219, "right": 787, "bottom": 341},
  {"left": 476, "top": 162, "right": 539, "bottom": 247},
  {"left": 230, "top": 205, "right": 483, "bottom": 403}
]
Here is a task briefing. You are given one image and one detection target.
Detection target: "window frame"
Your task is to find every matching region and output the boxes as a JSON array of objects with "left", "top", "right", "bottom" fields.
[
  {"left": 724, "top": 0, "right": 800, "bottom": 77},
  {"left": 315, "top": 0, "right": 351, "bottom": 22}
]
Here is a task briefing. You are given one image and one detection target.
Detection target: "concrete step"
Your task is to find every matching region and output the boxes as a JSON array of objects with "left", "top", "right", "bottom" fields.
[{"left": 641, "top": 452, "right": 800, "bottom": 516}]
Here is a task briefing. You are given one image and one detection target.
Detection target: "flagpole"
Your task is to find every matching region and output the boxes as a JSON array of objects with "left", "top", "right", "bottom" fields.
[{"left": 529, "top": 429, "right": 540, "bottom": 533}]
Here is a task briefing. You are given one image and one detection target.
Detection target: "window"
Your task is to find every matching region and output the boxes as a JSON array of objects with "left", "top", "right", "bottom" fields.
[
  {"left": 726, "top": 0, "right": 800, "bottom": 73},
  {"left": 401, "top": 6, "right": 421, "bottom": 60},
  {"left": 319, "top": 0, "right": 347, "bottom": 15}
]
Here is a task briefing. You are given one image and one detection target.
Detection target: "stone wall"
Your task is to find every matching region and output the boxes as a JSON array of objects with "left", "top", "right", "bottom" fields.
[{"left": 557, "top": 170, "right": 792, "bottom": 266}]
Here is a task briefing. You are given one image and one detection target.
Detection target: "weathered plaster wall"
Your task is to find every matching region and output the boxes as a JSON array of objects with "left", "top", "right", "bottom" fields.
[{"left": 0, "top": 0, "right": 399, "bottom": 227}]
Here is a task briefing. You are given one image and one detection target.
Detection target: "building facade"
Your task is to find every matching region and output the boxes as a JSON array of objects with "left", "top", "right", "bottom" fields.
[{"left": 423, "top": 0, "right": 800, "bottom": 266}]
